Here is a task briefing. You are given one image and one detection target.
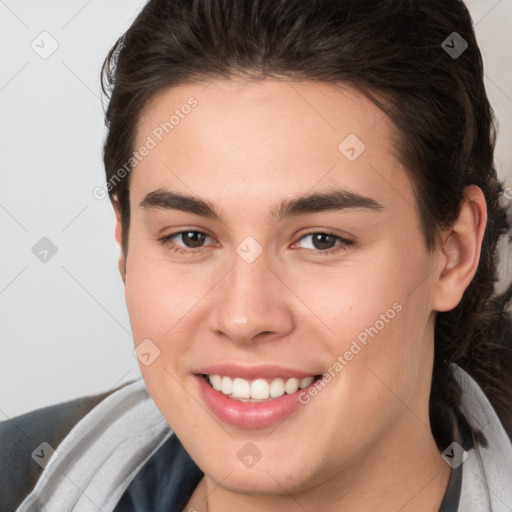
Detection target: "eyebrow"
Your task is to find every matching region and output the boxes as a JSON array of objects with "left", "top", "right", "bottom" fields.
[{"left": 139, "top": 187, "right": 384, "bottom": 223}]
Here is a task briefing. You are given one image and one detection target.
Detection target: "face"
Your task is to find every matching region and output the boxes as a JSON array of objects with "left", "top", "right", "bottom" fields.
[{"left": 121, "top": 79, "right": 441, "bottom": 496}]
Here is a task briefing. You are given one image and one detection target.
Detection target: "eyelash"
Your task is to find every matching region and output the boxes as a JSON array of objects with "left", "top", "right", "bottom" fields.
[{"left": 156, "top": 230, "right": 354, "bottom": 257}]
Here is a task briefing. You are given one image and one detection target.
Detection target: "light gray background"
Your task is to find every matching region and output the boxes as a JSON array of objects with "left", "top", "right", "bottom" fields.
[{"left": 1, "top": 0, "right": 511, "bottom": 418}]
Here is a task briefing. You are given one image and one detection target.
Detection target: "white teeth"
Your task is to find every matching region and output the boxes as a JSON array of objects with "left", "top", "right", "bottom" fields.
[
  {"left": 231, "top": 378, "right": 251, "bottom": 399},
  {"left": 284, "top": 377, "right": 300, "bottom": 394},
  {"left": 269, "top": 378, "right": 285, "bottom": 398},
  {"left": 251, "top": 379, "right": 270, "bottom": 399},
  {"left": 207, "top": 374, "right": 316, "bottom": 400},
  {"left": 300, "top": 376, "right": 314, "bottom": 389},
  {"left": 221, "top": 376, "right": 233, "bottom": 395},
  {"left": 210, "top": 374, "right": 222, "bottom": 391}
]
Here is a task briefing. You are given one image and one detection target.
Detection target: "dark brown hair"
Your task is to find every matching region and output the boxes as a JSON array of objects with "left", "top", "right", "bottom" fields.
[{"left": 101, "top": 0, "right": 512, "bottom": 445}]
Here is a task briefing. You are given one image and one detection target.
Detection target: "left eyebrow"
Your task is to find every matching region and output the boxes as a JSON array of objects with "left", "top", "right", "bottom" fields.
[
  {"left": 273, "top": 188, "right": 384, "bottom": 223},
  {"left": 139, "top": 187, "right": 384, "bottom": 223}
]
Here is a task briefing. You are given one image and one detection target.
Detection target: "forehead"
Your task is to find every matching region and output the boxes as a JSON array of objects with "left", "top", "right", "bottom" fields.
[
  {"left": 136, "top": 78, "right": 388, "bottom": 154},
  {"left": 130, "top": 79, "right": 415, "bottom": 219}
]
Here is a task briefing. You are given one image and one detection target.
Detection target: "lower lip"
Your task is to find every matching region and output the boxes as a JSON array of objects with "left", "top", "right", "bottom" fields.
[{"left": 196, "top": 375, "right": 314, "bottom": 429}]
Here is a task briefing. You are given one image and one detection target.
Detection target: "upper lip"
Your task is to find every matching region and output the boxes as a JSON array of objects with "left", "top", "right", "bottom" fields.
[{"left": 195, "top": 363, "right": 320, "bottom": 380}]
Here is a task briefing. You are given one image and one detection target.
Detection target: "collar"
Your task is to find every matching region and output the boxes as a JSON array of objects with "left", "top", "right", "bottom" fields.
[{"left": 16, "top": 365, "right": 512, "bottom": 511}]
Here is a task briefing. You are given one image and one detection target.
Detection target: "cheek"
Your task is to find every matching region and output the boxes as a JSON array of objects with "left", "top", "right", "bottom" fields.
[
  {"left": 124, "top": 255, "right": 204, "bottom": 419},
  {"left": 124, "top": 245, "right": 202, "bottom": 340},
  {"left": 282, "top": 248, "right": 413, "bottom": 338},
  {"left": 287, "top": 244, "right": 432, "bottom": 397}
]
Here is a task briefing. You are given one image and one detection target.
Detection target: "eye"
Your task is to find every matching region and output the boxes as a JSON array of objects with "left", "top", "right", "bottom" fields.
[
  {"left": 294, "top": 231, "right": 353, "bottom": 255},
  {"left": 157, "top": 229, "right": 353, "bottom": 256},
  {"left": 157, "top": 230, "right": 214, "bottom": 255}
]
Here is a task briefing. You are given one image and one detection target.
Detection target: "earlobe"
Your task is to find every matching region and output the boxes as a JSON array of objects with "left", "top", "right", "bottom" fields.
[
  {"left": 431, "top": 185, "right": 487, "bottom": 312},
  {"left": 118, "top": 256, "right": 127, "bottom": 284},
  {"left": 113, "top": 201, "right": 127, "bottom": 284}
]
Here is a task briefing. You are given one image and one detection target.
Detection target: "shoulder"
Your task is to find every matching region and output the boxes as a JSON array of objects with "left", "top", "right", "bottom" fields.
[{"left": 0, "top": 381, "right": 136, "bottom": 511}]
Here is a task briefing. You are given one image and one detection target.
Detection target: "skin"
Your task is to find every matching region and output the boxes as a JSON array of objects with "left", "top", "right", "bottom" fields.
[{"left": 113, "top": 78, "right": 487, "bottom": 511}]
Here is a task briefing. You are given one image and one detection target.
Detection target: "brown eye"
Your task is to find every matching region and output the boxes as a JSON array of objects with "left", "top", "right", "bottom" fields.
[
  {"left": 157, "top": 230, "right": 213, "bottom": 254},
  {"left": 178, "top": 231, "right": 207, "bottom": 248},
  {"left": 296, "top": 232, "right": 353, "bottom": 254},
  {"left": 308, "top": 233, "right": 338, "bottom": 250}
]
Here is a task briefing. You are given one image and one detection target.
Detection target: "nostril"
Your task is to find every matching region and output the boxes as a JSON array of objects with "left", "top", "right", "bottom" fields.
[{"left": 255, "top": 331, "right": 273, "bottom": 339}]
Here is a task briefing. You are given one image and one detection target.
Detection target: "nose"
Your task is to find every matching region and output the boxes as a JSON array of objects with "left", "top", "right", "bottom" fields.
[{"left": 207, "top": 248, "right": 295, "bottom": 345}]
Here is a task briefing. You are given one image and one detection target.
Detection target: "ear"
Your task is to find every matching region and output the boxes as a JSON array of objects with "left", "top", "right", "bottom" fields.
[
  {"left": 113, "top": 200, "right": 127, "bottom": 284},
  {"left": 431, "top": 185, "right": 487, "bottom": 312}
]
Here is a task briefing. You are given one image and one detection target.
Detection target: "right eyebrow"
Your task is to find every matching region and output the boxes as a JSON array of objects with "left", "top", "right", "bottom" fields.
[{"left": 139, "top": 189, "right": 224, "bottom": 221}]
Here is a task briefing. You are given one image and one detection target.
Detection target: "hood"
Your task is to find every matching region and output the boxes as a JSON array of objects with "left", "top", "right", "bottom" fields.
[
  {"left": 452, "top": 364, "right": 512, "bottom": 510},
  {"left": 16, "top": 364, "right": 512, "bottom": 511}
]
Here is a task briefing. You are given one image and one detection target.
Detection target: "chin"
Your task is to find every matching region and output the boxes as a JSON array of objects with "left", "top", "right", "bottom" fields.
[{"left": 198, "top": 447, "right": 321, "bottom": 495}]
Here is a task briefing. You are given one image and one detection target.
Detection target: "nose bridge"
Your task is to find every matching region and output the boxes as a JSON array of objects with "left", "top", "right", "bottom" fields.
[{"left": 209, "top": 242, "right": 294, "bottom": 343}]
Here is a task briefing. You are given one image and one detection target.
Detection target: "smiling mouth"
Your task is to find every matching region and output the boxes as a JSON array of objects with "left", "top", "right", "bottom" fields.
[{"left": 203, "top": 374, "right": 323, "bottom": 401}]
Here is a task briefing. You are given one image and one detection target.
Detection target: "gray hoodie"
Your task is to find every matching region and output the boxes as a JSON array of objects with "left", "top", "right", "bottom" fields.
[{"left": 16, "top": 364, "right": 512, "bottom": 511}]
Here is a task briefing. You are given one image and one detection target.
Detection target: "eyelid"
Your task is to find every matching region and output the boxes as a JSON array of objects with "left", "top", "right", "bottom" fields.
[
  {"left": 292, "top": 231, "right": 354, "bottom": 254},
  {"left": 157, "top": 229, "right": 216, "bottom": 250},
  {"left": 157, "top": 228, "right": 354, "bottom": 255}
]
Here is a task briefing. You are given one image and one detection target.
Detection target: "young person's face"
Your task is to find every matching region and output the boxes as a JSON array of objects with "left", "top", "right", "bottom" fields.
[{"left": 120, "top": 79, "right": 446, "bottom": 501}]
